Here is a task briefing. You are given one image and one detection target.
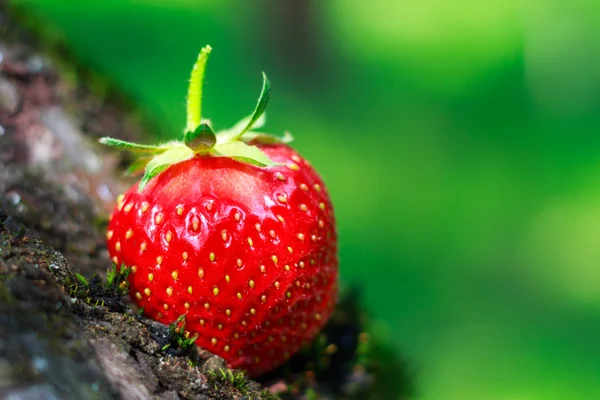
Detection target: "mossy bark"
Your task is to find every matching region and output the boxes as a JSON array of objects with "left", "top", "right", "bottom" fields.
[
  {"left": 0, "top": 2, "right": 273, "bottom": 399},
  {"left": 0, "top": 212, "right": 273, "bottom": 399}
]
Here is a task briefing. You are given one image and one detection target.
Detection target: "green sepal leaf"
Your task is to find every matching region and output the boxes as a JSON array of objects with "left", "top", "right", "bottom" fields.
[
  {"left": 184, "top": 123, "right": 216, "bottom": 153},
  {"left": 215, "top": 113, "right": 267, "bottom": 145},
  {"left": 210, "top": 141, "right": 281, "bottom": 167},
  {"left": 99, "top": 137, "right": 171, "bottom": 154},
  {"left": 139, "top": 145, "right": 194, "bottom": 191},
  {"left": 232, "top": 72, "right": 271, "bottom": 141},
  {"left": 241, "top": 130, "right": 294, "bottom": 145},
  {"left": 229, "top": 112, "right": 266, "bottom": 136},
  {"left": 126, "top": 157, "right": 151, "bottom": 176}
]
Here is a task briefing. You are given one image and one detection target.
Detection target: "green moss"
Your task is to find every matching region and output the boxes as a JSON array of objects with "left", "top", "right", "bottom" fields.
[
  {"left": 260, "top": 390, "right": 280, "bottom": 400},
  {"left": 0, "top": 279, "right": 14, "bottom": 304},
  {"left": 207, "top": 368, "right": 248, "bottom": 391},
  {"left": 206, "top": 367, "right": 280, "bottom": 399},
  {"left": 161, "top": 315, "right": 198, "bottom": 353},
  {"left": 64, "top": 263, "right": 131, "bottom": 310}
]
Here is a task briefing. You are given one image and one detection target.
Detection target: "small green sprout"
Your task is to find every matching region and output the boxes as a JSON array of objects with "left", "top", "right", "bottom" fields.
[{"left": 162, "top": 314, "right": 198, "bottom": 352}]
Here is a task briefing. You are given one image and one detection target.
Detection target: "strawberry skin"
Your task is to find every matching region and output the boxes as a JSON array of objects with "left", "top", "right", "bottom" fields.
[{"left": 106, "top": 143, "right": 338, "bottom": 376}]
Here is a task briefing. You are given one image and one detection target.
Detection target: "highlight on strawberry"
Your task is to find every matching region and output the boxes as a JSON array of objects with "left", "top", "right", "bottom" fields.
[{"left": 100, "top": 45, "right": 338, "bottom": 377}]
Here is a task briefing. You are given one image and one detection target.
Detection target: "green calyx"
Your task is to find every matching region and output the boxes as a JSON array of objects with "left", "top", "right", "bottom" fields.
[{"left": 99, "top": 44, "right": 293, "bottom": 192}]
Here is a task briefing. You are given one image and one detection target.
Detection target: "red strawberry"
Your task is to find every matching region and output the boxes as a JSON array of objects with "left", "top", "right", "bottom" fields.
[{"left": 101, "top": 46, "right": 338, "bottom": 377}]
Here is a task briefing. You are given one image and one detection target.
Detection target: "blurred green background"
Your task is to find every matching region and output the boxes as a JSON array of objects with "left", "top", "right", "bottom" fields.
[{"left": 14, "top": 0, "right": 600, "bottom": 398}]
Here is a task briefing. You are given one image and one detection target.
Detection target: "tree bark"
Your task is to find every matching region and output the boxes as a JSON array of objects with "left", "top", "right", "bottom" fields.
[{"left": 0, "top": 3, "right": 273, "bottom": 399}]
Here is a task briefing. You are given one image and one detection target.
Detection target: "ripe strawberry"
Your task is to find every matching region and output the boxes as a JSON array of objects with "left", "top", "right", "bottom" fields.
[{"left": 101, "top": 46, "right": 338, "bottom": 377}]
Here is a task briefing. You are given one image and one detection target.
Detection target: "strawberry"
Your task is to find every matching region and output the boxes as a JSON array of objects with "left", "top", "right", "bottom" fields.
[{"left": 100, "top": 46, "right": 338, "bottom": 377}]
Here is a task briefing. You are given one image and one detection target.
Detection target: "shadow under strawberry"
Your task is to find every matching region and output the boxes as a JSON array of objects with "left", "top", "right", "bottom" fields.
[{"left": 258, "top": 287, "right": 417, "bottom": 399}]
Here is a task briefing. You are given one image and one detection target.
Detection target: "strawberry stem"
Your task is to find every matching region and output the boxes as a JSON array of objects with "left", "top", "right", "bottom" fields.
[
  {"left": 99, "top": 45, "right": 288, "bottom": 190},
  {"left": 186, "top": 45, "right": 212, "bottom": 134},
  {"left": 184, "top": 123, "right": 216, "bottom": 153}
]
